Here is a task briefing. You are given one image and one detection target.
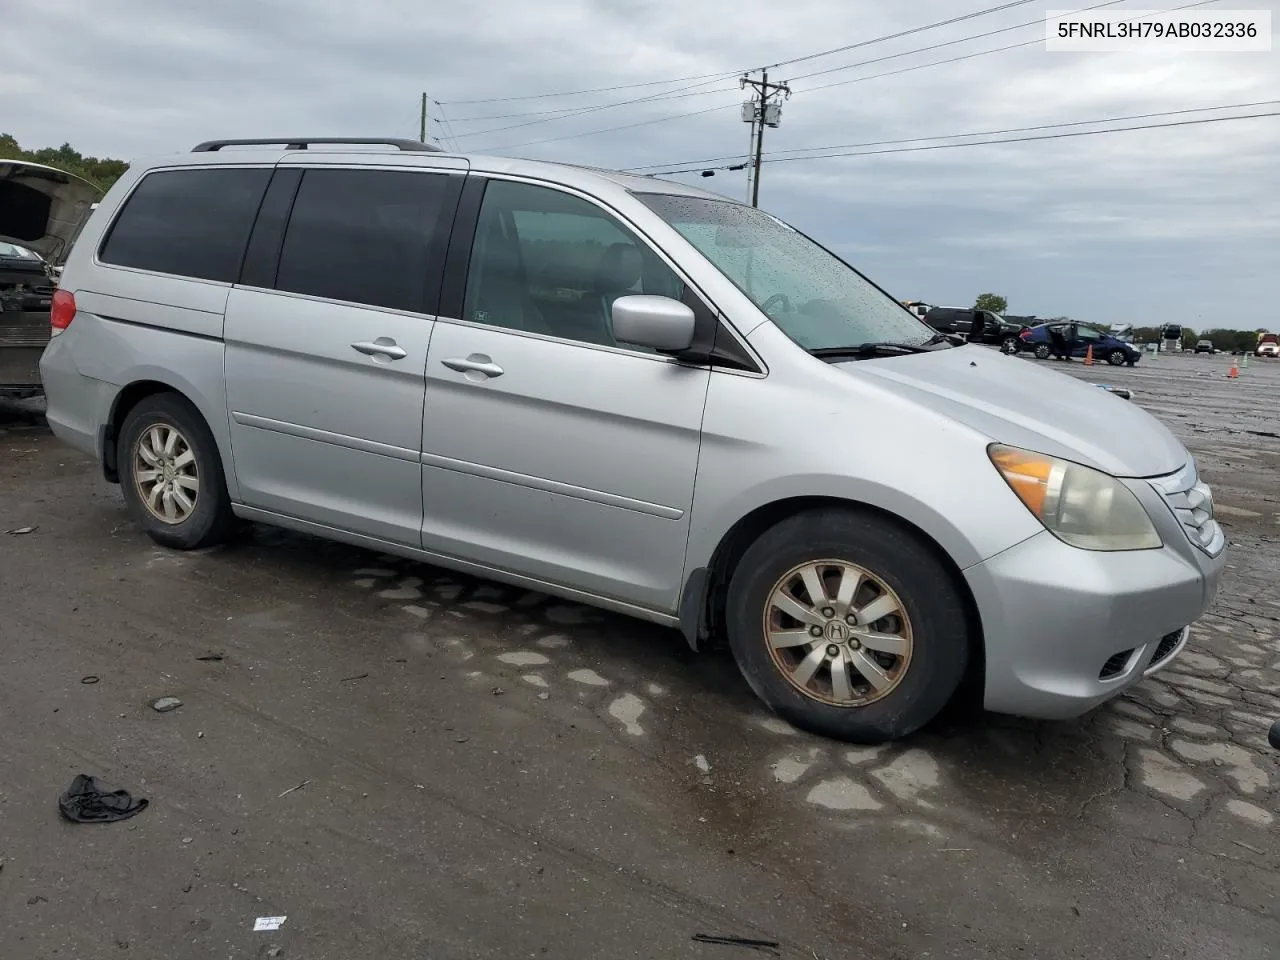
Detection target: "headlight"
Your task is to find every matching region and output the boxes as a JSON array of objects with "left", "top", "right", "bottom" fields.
[{"left": 988, "top": 444, "right": 1161, "bottom": 551}]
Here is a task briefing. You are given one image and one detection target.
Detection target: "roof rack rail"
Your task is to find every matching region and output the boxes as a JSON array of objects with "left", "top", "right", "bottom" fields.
[{"left": 191, "top": 138, "right": 443, "bottom": 153}]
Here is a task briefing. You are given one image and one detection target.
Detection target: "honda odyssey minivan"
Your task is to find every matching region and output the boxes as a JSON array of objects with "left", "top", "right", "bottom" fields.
[{"left": 39, "top": 137, "right": 1225, "bottom": 742}]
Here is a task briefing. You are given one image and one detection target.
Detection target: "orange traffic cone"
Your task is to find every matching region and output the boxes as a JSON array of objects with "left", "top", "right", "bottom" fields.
[
  {"left": 1084, "top": 345, "right": 1094, "bottom": 366},
  {"left": 1228, "top": 359, "right": 1240, "bottom": 378}
]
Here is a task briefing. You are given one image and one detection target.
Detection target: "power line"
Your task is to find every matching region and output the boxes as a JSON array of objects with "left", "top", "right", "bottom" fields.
[
  {"left": 475, "top": 100, "right": 743, "bottom": 153},
  {"left": 789, "top": 0, "right": 1125, "bottom": 82},
  {"left": 801, "top": 0, "right": 1221, "bottom": 94},
  {"left": 437, "top": 71, "right": 740, "bottom": 106},
  {"left": 763, "top": 0, "right": 1043, "bottom": 70},
  {"left": 443, "top": 78, "right": 737, "bottom": 140},
  {"left": 624, "top": 99, "right": 1279, "bottom": 172},
  {"left": 443, "top": 77, "right": 732, "bottom": 123},
  {"left": 445, "top": 0, "right": 1091, "bottom": 133},
  {"left": 639, "top": 111, "right": 1280, "bottom": 176},
  {"left": 434, "top": 1, "right": 1073, "bottom": 113},
  {"left": 465, "top": 0, "right": 1224, "bottom": 155},
  {"left": 431, "top": 102, "right": 464, "bottom": 151}
]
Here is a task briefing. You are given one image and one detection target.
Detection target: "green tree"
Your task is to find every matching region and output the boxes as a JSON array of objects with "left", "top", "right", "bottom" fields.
[
  {"left": 1180, "top": 328, "right": 1199, "bottom": 350},
  {"left": 0, "top": 133, "right": 125, "bottom": 192},
  {"left": 974, "top": 292, "right": 1008, "bottom": 314}
]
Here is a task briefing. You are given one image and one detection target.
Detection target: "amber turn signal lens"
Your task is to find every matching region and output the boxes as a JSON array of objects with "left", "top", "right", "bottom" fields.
[{"left": 988, "top": 445, "right": 1056, "bottom": 519}]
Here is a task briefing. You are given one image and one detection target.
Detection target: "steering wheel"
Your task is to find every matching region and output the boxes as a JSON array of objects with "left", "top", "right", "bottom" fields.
[{"left": 761, "top": 293, "right": 792, "bottom": 315}]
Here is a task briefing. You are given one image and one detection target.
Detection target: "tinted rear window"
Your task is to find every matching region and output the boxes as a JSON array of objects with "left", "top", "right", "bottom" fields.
[
  {"left": 273, "top": 169, "right": 453, "bottom": 312},
  {"left": 100, "top": 168, "right": 271, "bottom": 282}
]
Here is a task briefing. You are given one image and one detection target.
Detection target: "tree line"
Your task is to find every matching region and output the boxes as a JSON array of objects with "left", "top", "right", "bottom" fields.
[{"left": 0, "top": 134, "right": 128, "bottom": 192}]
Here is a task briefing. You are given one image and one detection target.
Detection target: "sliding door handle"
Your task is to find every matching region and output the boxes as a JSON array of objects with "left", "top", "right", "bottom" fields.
[{"left": 441, "top": 355, "right": 504, "bottom": 378}]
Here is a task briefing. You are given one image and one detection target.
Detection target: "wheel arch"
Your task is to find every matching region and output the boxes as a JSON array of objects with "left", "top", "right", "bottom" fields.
[
  {"left": 680, "top": 495, "right": 987, "bottom": 700},
  {"left": 101, "top": 374, "right": 231, "bottom": 495}
]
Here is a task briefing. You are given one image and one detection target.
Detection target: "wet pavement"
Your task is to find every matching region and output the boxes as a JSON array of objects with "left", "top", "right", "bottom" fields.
[{"left": 1, "top": 351, "right": 1278, "bottom": 959}]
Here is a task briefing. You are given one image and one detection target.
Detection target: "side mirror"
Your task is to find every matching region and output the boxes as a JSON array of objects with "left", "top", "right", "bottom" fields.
[{"left": 611, "top": 295, "right": 695, "bottom": 352}]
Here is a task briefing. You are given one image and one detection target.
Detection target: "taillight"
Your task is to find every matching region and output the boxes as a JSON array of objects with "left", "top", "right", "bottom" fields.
[
  {"left": 1019, "top": 329, "right": 1031, "bottom": 340},
  {"left": 50, "top": 289, "right": 76, "bottom": 334}
]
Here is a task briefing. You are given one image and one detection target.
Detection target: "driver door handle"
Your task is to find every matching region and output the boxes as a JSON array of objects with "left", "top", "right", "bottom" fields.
[{"left": 441, "top": 355, "right": 504, "bottom": 379}]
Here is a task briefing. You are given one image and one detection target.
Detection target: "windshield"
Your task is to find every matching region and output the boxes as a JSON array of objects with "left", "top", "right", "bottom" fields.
[{"left": 635, "top": 193, "right": 935, "bottom": 352}]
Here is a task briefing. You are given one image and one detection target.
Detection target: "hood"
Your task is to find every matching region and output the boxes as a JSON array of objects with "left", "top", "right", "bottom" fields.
[
  {"left": 837, "top": 345, "right": 1186, "bottom": 478},
  {"left": 0, "top": 160, "right": 103, "bottom": 264}
]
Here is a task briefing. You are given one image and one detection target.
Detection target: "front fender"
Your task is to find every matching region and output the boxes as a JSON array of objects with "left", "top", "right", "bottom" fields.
[{"left": 684, "top": 361, "right": 1046, "bottom": 594}]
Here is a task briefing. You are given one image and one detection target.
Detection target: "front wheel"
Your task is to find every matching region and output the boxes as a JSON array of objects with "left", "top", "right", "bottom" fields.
[
  {"left": 725, "top": 509, "right": 970, "bottom": 743},
  {"left": 1107, "top": 349, "right": 1126, "bottom": 366},
  {"left": 1001, "top": 336, "right": 1020, "bottom": 355},
  {"left": 118, "top": 393, "right": 235, "bottom": 550},
  {"left": 1033, "top": 343, "right": 1051, "bottom": 360}
]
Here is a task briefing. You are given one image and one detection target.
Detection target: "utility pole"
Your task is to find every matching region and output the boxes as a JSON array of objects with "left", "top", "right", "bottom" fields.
[
  {"left": 419, "top": 92, "right": 428, "bottom": 144},
  {"left": 740, "top": 70, "right": 790, "bottom": 207}
]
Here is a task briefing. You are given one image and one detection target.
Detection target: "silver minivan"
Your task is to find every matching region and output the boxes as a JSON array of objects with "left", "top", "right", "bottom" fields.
[{"left": 40, "top": 137, "right": 1225, "bottom": 742}]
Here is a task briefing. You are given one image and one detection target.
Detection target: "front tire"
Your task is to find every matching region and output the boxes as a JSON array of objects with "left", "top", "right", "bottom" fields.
[
  {"left": 1000, "top": 336, "right": 1020, "bottom": 355},
  {"left": 725, "top": 509, "right": 970, "bottom": 743},
  {"left": 118, "top": 393, "right": 234, "bottom": 550},
  {"left": 1107, "top": 349, "right": 1126, "bottom": 366}
]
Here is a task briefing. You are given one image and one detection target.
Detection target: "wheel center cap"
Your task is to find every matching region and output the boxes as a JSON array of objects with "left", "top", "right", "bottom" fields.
[{"left": 824, "top": 621, "right": 849, "bottom": 643}]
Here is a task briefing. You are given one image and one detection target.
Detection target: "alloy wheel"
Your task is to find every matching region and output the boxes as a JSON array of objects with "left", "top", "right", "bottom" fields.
[
  {"left": 764, "top": 560, "right": 913, "bottom": 707},
  {"left": 133, "top": 423, "right": 200, "bottom": 524}
]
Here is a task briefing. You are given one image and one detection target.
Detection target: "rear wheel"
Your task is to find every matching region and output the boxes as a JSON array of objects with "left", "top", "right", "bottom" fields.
[
  {"left": 725, "top": 508, "right": 970, "bottom": 743},
  {"left": 118, "top": 393, "right": 234, "bottom": 550},
  {"left": 1033, "top": 343, "right": 1051, "bottom": 360}
]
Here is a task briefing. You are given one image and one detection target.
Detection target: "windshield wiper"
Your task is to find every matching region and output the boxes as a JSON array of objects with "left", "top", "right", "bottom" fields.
[
  {"left": 810, "top": 342, "right": 933, "bottom": 360},
  {"left": 923, "top": 332, "right": 964, "bottom": 346}
]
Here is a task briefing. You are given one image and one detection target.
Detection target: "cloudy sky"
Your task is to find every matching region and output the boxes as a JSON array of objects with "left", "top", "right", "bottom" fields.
[{"left": 5, "top": 0, "right": 1278, "bottom": 329}]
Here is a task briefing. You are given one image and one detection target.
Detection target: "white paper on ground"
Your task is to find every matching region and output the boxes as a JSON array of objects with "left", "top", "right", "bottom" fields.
[{"left": 253, "top": 916, "right": 287, "bottom": 932}]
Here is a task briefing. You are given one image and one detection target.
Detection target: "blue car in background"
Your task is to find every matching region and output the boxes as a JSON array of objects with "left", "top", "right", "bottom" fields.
[{"left": 1017, "top": 322, "right": 1141, "bottom": 366}]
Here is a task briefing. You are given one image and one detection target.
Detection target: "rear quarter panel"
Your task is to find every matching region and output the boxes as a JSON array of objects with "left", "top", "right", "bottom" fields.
[{"left": 62, "top": 311, "right": 235, "bottom": 498}]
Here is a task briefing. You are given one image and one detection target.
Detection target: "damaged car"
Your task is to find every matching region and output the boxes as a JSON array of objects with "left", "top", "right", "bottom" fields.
[{"left": 0, "top": 159, "right": 101, "bottom": 398}]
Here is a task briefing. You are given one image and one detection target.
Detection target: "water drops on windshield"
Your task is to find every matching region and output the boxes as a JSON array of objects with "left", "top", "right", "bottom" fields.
[{"left": 636, "top": 193, "right": 934, "bottom": 352}]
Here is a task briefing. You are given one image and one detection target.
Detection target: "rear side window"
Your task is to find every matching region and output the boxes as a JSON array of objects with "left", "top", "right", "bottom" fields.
[
  {"left": 274, "top": 169, "right": 453, "bottom": 313},
  {"left": 100, "top": 168, "right": 271, "bottom": 282}
]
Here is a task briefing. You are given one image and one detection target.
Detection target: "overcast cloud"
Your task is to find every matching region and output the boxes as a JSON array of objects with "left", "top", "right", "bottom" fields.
[{"left": 5, "top": 0, "right": 1278, "bottom": 328}]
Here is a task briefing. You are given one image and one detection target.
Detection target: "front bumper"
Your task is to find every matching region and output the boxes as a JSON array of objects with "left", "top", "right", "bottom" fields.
[{"left": 966, "top": 471, "right": 1225, "bottom": 720}]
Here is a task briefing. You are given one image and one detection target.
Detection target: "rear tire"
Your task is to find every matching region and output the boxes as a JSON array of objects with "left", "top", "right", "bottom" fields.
[
  {"left": 1033, "top": 344, "right": 1051, "bottom": 360},
  {"left": 725, "top": 508, "right": 970, "bottom": 743},
  {"left": 118, "top": 393, "right": 234, "bottom": 550}
]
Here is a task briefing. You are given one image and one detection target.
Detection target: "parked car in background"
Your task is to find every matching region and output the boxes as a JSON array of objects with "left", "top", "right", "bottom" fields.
[
  {"left": 1194, "top": 339, "right": 1214, "bottom": 354},
  {"left": 40, "top": 136, "right": 1222, "bottom": 743},
  {"left": 0, "top": 241, "right": 55, "bottom": 312},
  {"left": 1256, "top": 333, "right": 1279, "bottom": 358},
  {"left": 923, "top": 306, "right": 1027, "bottom": 353},
  {"left": 0, "top": 159, "right": 102, "bottom": 398},
  {"left": 1019, "top": 322, "right": 1142, "bottom": 366}
]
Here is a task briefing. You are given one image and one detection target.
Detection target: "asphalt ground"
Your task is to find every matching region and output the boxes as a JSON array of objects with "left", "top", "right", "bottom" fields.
[{"left": 1, "top": 349, "right": 1277, "bottom": 960}]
